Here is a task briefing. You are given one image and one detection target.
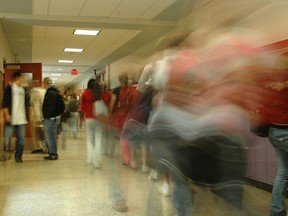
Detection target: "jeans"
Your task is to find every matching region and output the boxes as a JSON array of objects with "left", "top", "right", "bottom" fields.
[
  {"left": 4, "top": 124, "right": 26, "bottom": 159},
  {"left": 86, "top": 118, "right": 104, "bottom": 167},
  {"left": 43, "top": 117, "right": 60, "bottom": 157},
  {"left": 269, "top": 127, "right": 288, "bottom": 216},
  {"left": 68, "top": 112, "right": 79, "bottom": 137}
]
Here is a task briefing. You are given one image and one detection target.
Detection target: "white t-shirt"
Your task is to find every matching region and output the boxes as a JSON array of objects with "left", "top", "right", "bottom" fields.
[{"left": 11, "top": 83, "right": 27, "bottom": 125}]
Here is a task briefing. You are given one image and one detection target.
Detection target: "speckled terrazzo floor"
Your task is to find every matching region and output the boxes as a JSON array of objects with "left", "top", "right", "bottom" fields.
[{"left": 0, "top": 128, "right": 285, "bottom": 216}]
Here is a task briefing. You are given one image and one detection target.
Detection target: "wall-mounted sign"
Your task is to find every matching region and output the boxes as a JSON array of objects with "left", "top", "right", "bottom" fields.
[{"left": 71, "top": 69, "right": 78, "bottom": 75}]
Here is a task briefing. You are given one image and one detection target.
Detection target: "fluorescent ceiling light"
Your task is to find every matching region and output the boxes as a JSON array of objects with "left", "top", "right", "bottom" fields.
[
  {"left": 58, "top": 60, "right": 73, "bottom": 63},
  {"left": 64, "top": 48, "right": 83, "bottom": 53},
  {"left": 73, "top": 29, "right": 100, "bottom": 36},
  {"left": 50, "top": 73, "right": 62, "bottom": 76},
  {"left": 58, "top": 68, "right": 63, "bottom": 71},
  {"left": 50, "top": 77, "right": 58, "bottom": 81}
]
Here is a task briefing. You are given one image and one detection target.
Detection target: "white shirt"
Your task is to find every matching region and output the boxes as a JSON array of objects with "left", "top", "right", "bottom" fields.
[
  {"left": 11, "top": 83, "right": 27, "bottom": 125},
  {"left": 30, "top": 87, "right": 46, "bottom": 121}
]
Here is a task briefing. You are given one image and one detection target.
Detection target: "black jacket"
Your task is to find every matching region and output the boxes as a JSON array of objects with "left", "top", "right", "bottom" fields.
[{"left": 42, "top": 86, "right": 59, "bottom": 118}]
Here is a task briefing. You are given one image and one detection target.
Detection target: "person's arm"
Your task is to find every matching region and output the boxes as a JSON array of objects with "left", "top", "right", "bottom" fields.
[
  {"left": 108, "top": 93, "right": 116, "bottom": 117},
  {"left": 2, "top": 85, "right": 12, "bottom": 122}
]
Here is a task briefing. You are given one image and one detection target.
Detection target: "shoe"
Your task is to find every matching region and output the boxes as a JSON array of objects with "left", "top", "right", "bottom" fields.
[
  {"left": 148, "top": 170, "right": 159, "bottom": 181},
  {"left": 129, "top": 161, "right": 137, "bottom": 169},
  {"left": 15, "top": 158, "right": 23, "bottom": 163},
  {"left": 113, "top": 202, "right": 128, "bottom": 212},
  {"left": 159, "top": 183, "right": 171, "bottom": 197},
  {"left": 94, "top": 164, "right": 102, "bottom": 169},
  {"left": 31, "top": 149, "right": 43, "bottom": 154},
  {"left": 44, "top": 155, "right": 58, "bottom": 160}
]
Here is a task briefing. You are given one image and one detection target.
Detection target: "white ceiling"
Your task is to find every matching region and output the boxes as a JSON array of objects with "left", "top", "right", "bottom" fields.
[{"left": 0, "top": 0, "right": 192, "bottom": 87}]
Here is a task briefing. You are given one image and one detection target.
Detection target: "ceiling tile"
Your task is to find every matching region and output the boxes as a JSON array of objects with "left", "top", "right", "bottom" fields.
[
  {"left": 111, "top": 0, "right": 159, "bottom": 18},
  {"left": 33, "top": 0, "right": 49, "bottom": 15},
  {"left": 80, "top": 0, "right": 122, "bottom": 17},
  {"left": 49, "top": 0, "right": 86, "bottom": 16},
  {"left": 140, "top": 0, "right": 177, "bottom": 19}
]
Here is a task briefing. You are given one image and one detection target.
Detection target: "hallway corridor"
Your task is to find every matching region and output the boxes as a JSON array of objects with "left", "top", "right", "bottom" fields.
[{"left": 0, "top": 128, "right": 284, "bottom": 216}]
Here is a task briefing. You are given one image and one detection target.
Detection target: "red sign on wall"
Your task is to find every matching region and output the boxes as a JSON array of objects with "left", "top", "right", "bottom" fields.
[{"left": 71, "top": 69, "right": 78, "bottom": 75}]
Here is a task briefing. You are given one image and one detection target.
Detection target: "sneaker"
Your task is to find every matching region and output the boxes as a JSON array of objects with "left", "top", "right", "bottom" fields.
[
  {"left": 15, "top": 158, "right": 23, "bottom": 163},
  {"left": 94, "top": 164, "right": 102, "bottom": 169},
  {"left": 113, "top": 202, "right": 128, "bottom": 212},
  {"left": 148, "top": 170, "right": 159, "bottom": 181},
  {"left": 44, "top": 155, "right": 58, "bottom": 160},
  {"left": 159, "top": 183, "right": 171, "bottom": 197},
  {"left": 31, "top": 149, "right": 43, "bottom": 154},
  {"left": 129, "top": 161, "right": 137, "bottom": 169}
]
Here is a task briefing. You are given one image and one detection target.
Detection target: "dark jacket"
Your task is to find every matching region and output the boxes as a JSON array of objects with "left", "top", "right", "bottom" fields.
[
  {"left": 42, "top": 86, "right": 59, "bottom": 118},
  {"left": 2, "top": 84, "right": 30, "bottom": 116}
]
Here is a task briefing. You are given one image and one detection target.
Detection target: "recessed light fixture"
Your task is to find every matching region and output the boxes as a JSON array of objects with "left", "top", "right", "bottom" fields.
[
  {"left": 73, "top": 29, "right": 100, "bottom": 36},
  {"left": 64, "top": 48, "right": 83, "bottom": 53},
  {"left": 51, "top": 73, "right": 62, "bottom": 76},
  {"left": 58, "top": 60, "right": 73, "bottom": 63}
]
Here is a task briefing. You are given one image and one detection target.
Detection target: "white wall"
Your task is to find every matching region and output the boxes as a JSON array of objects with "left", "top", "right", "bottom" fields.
[
  {"left": 73, "top": 74, "right": 94, "bottom": 92},
  {"left": 0, "top": 23, "right": 14, "bottom": 72}
]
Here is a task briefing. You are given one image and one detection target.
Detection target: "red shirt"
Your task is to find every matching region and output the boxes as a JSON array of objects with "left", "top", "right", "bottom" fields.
[{"left": 80, "top": 89, "right": 111, "bottom": 119}]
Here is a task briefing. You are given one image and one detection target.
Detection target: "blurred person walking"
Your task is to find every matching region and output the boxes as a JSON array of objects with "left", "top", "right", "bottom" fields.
[
  {"left": 2, "top": 71, "right": 30, "bottom": 163},
  {"left": 29, "top": 84, "right": 46, "bottom": 153},
  {"left": 80, "top": 79, "right": 112, "bottom": 169},
  {"left": 110, "top": 73, "right": 139, "bottom": 165},
  {"left": 66, "top": 93, "right": 80, "bottom": 138}
]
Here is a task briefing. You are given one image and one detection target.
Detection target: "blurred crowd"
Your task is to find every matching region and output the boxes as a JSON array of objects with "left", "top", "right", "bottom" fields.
[{"left": 2, "top": 25, "right": 288, "bottom": 216}]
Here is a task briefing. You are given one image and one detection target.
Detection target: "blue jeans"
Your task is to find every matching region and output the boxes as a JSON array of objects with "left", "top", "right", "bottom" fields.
[
  {"left": 269, "top": 127, "right": 288, "bottom": 216},
  {"left": 4, "top": 124, "right": 26, "bottom": 159},
  {"left": 43, "top": 117, "right": 60, "bottom": 157}
]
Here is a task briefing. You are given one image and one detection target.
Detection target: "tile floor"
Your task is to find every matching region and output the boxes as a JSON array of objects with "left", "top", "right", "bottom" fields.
[{"left": 0, "top": 129, "right": 285, "bottom": 216}]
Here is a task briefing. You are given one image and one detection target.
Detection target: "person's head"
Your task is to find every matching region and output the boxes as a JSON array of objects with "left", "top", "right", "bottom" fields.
[
  {"left": 118, "top": 72, "right": 128, "bottom": 86},
  {"left": 42, "top": 77, "right": 53, "bottom": 89},
  {"left": 155, "top": 31, "right": 191, "bottom": 52},
  {"left": 12, "top": 71, "right": 25, "bottom": 85},
  {"left": 87, "top": 78, "right": 96, "bottom": 89},
  {"left": 87, "top": 79, "right": 102, "bottom": 101}
]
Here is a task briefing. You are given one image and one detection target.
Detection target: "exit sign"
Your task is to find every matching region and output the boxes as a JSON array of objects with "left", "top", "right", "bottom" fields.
[{"left": 71, "top": 69, "right": 78, "bottom": 75}]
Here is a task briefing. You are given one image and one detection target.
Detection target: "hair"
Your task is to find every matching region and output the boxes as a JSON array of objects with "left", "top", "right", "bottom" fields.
[
  {"left": 43, "top": 77, "right": 53, "bottom": 85},
  {"left": 87, "top": 78, "right": 96, "bottom": 89},
  {"left": 118, "top": 72, "right": 129, "bottom": 87},
  {"left": 155, "top": 31, "right": 191, "bottom": 52},
  {"left": 87, "top": 79, "right": 102, "bottom": 101},
  {"left": 12, "top": 71, "right": 22, "bottom": 79}
]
